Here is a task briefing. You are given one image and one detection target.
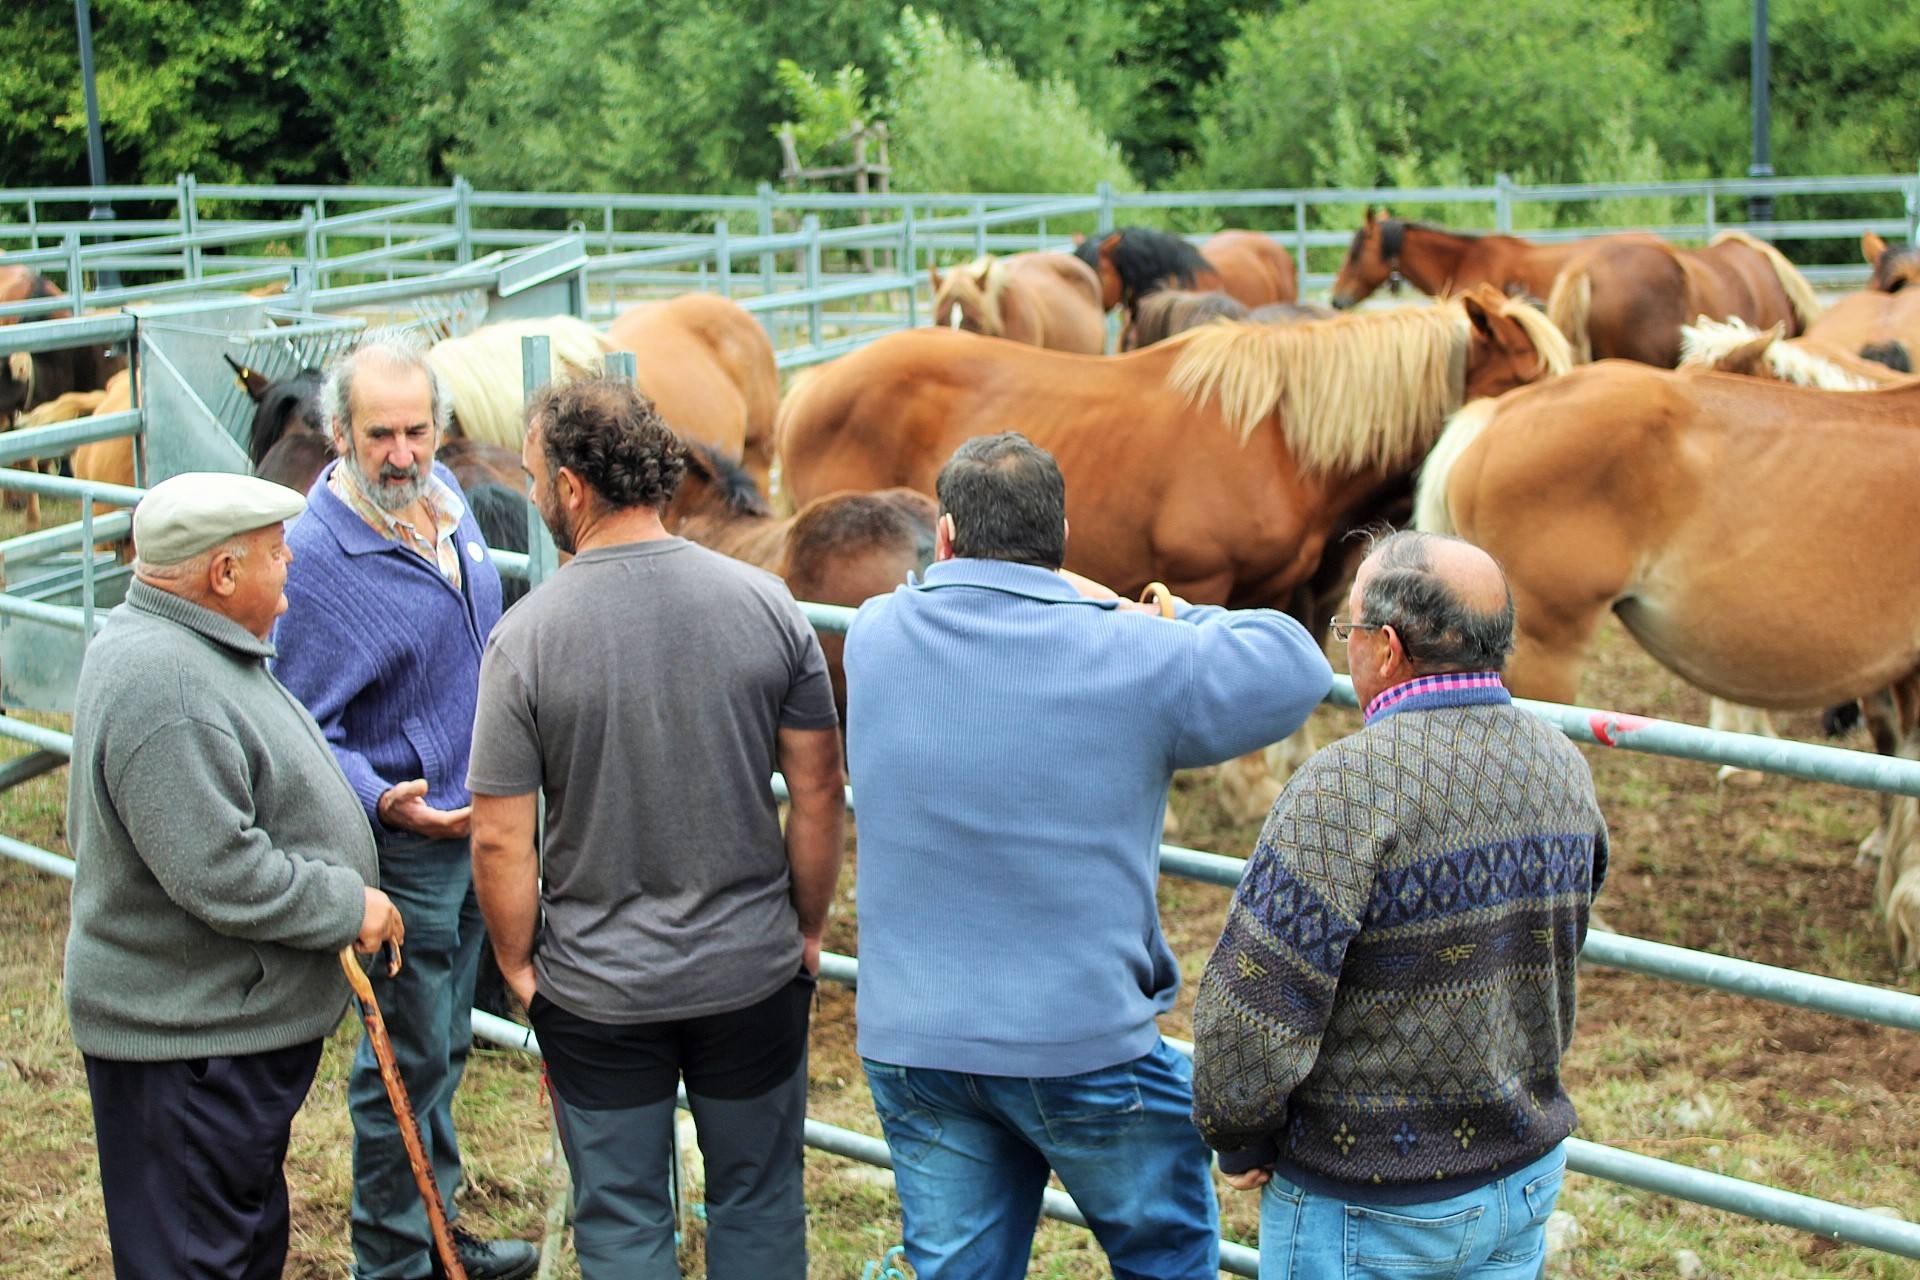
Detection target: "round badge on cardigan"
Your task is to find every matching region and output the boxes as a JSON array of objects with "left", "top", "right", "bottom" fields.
[{"left": 466, "top": 541, "right": 485, "bottom": 564}]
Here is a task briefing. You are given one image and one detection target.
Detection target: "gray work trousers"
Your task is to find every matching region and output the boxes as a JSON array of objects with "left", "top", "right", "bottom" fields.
[{"left": 549, "top": 1058, "right": 810, "bottom": 1279}]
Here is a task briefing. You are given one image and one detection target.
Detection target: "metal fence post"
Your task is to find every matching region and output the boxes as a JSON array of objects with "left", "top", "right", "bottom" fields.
[
  {"left": 80, "top": 494, "right": 96, "bottom": 639},
  {"left": 972, "top": 198, "right": 987, "bottom": 259},
  {"left": 714, "top": 218, "right": 732, "bottom": 298},
  {"left": 1908, "top": 164, "right": 1919, "bottom": 242},
  {"left": 520, "top": 336, "right": 558, "bottom": 586},
  {"left": 903, "top": 207, "right": 919, "bottom": 327},
  {"left": 26, "top": 197, "right": 37, "bottom": 252},
  {"left": 65, "top": 233, "right": 84, "bottom": 312},
  {"left": 177, "top": 173, "right": 201, "bottom": 280},
  {"left": 1705, "top": 189, "right": 1717, "bottom": 239},
  {"left": 1294, "top": 199, "right": 1309, "bottom": 288},
  {"left": 757, "top": 181, "right": 776, "bottom": 298},
  {"left": 1495, "top": 172, "right": 1513, "bottom": 234},
  {"left": 1097, "top": 181, "right": 1115, "bottom": 235},
  {"left": 454, "top": 175, "right": 473, "bottom": 264},
  {"left": 301, "top": 206, "right": 319, "bottom": 297},
  {"left": 804, "top": 215, "right": 823, "bottom": 349}
]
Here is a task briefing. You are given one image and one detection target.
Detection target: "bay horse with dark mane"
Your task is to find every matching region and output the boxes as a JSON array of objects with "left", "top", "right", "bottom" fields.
[
  {"left": 1330, "top": 208, "right": 1663, "bottom": 309},
  {"left": 930, "top": 253, "right": 1106, "bottom": 354},
  {"left": 1546, "top": 230, "right": 1822, "bottom": 367},
  {"left": 1415, "top": 366, "right": 1920, "bottom": 966},
  {"left": 667, "top": 440, "right": 935, "bottom": 716},
  {"left": 1072, "top": 227, "right": 1298, "bottom": 324}
]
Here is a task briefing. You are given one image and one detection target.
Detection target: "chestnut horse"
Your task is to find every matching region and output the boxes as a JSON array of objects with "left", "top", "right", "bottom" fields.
[
  {"left": 1072, "top": 227, "right": 1299, "bottom": 320},
  {"left": 425, "top": 317, "right": 609, "bottom": 447},
  {"left": 1863, "top": 231, "right": 1920, "bottom": 294},
  {"left": 1330, "top": 209, "right": 1664, "bottom": 309},
  {"left": 604, "top": 294, "right": 781, "bottom": 492},
  {"left": 667, "top": 441, "right": 935, "bottom": 717},
  {"left": 1546, "top": 230, "right": 1821, "bottom": 367},
  {"left": 1803, "top": 285, "right": 1920, "bottom": 374},
  {"left": 1414, "top": 366, "right": 1920, "bottom": 965},
  {"left": 779, "top": 284, "right": 1567, "bottom": 612},
  {"left": 1679, "top": 316, "right": 1913, "bottom": 390},
  {"left": 930, "top": 253, "right": 1106, "bottom": 354}
]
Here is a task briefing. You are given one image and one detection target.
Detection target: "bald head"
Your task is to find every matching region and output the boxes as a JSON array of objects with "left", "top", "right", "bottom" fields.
[{"left": 1355, "top": 531, "right": 1514, "bottom": 673}]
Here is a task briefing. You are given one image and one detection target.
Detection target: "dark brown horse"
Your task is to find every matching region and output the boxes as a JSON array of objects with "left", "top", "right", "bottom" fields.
[
  {"left": 1072, "top": 227, "right": 1299, "bottom": 325},
  {"left": 666, "top": 441, "right": 935, "bottom": 716},
  {"left": 1329, "top": 209, "right": 1661, "bottom": 310},
  {"left": 1, "top": 268, "right": 127, "bottom": 527},
  {"left": 1546, "top": 231, "right": 1822, "bottom": 367},
  {"left": 1121, "top": 290, "right": 1247, "bottom": 350}
]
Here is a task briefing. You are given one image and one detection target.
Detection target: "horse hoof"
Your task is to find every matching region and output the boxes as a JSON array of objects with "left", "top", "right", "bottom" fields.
[
  {"left": 1715, "top": 765, "right": 1767, "bottom": 789},
  {"left": 1858, "top": 829, "right": 1887, "bottom": 866}
]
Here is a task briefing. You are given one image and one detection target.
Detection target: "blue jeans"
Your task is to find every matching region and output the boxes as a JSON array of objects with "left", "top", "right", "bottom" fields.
[
  {"left": 348, "top": 836, "right": 486, "bottom": 1279},
  {"left": 863, "top": 1038, "right": 1218, "bottom": 1280},
  {"left": 1258, "top": 1142, "right": 1567, "bottom": 1279}
]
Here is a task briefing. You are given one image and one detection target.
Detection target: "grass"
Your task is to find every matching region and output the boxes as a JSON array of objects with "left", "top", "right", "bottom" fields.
[{"left": 0, "top": 578, "right": 1914, "bottom": 1276}]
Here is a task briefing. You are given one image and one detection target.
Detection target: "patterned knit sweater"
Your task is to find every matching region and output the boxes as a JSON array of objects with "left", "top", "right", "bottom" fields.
[{"left": 1191, "top": 677, "right": 1608, "bottom": 1199}]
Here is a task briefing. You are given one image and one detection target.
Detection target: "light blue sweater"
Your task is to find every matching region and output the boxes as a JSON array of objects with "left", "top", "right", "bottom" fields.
[{"left": 846, "top": 558, "right": 1333, "bottom": 1078}]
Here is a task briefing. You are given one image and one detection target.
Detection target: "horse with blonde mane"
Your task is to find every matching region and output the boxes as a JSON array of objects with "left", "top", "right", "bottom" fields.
[
  {"left": 1803, "top": 272, "right": 1920, "bottom": 373},
  {"left": 1414, "top": 365, "right": 1920, "bottom": 966},
  {"left": 929, "top": 253, "right": 1106, "bottom": 354},
  {"left": 1863, "top": 231, "right": 1920, "bottom": 294},
  {"left": 604, "top": 293, "right": 781, "bottom": 491},
  {"left": 1330, "top": 209, "right": 1663, "bottom": 310},
  {"left": 1546, "top": 230, "right": 1821, "bottom": 366},
  {"left": 1679, "top": 315, "right": 1913, "bottom": 389},
  {"left": 425, "top": 316, "right": 608, "bottom": 447}
]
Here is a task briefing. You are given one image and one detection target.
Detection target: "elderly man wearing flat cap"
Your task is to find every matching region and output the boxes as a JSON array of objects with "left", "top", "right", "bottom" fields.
[{"left": 66, "top": 472, "right": 405, "bottom": 1280}]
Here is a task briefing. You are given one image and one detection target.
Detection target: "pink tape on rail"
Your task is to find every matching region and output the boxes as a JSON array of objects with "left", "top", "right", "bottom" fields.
[{"left": 1588, "top": 711, "right": 1653, "bottom": 747}]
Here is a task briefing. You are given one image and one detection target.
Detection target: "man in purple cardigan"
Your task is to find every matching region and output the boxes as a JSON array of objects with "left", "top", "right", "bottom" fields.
[{"left": 276, "top": 330, "right": 534, "bottom": 1280}]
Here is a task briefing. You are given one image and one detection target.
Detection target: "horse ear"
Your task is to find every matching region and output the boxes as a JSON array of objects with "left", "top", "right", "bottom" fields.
[
  {"left": 1718, "top": 325, "right": 1784, "bottom": 375},
  {"left": 1864, "top": 231, "right": 1888, "bottom": 265},
  {"left": 1364, "top": 207, "right": 1378, "bottom": 227},
  {"left": 1098, "top": 233, "right": 1122, "bottom": 261},
  {"left": 223, "top": 352, "right": 271, "bottom": 404},
  {"left": 1071, "top": 232, "right": 1086, "bottom": 246},
  {"left": 929, "top": 264, "right": 944, "bottom": 292}
]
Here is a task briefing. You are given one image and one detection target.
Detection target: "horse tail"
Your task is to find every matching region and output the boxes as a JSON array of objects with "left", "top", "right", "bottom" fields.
[
  {"left": 1712, "top": 230, "right": 1823, "bottom": 331},
  {"left": 1545, "top": 268, "right": 1593, "bottom": 364},
  {"left": 1413, "top": 397, "right": 1502, "bottom": 536}
]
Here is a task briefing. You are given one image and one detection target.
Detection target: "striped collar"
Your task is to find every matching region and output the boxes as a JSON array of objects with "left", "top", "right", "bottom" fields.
[{"left": 1363, "top": 670, "right": 1510, "bottom": 725}]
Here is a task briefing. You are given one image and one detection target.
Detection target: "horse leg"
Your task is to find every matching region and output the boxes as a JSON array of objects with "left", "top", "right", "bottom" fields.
[
  {"left": 1503, "top": 581, "right": 1610, "bottom": 706},
  {"left": 1867, "top": 676, "right": 1920, "bottom": 968},
  {"left": 1707, "top": 699, "right": 1778, "bottom": 787},
  {"left": 1215, "top": 749, "right": 1285, "bottom": 826},
  {"left": 1857, "top": 689, "right": 1902, "bottom": 865}
]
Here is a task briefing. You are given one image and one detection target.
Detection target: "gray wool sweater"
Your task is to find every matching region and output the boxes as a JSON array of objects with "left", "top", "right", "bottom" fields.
[{"left": 64, "top": 581, "right": 378, "bottom": 1061}]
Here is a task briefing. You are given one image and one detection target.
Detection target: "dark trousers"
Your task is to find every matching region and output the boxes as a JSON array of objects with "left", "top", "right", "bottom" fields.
[
  {"left": 349, "top": 836, "right": 486, "bottom": 1279},
  {"left": 531, "top": 974, "right": 814, "bottom": 1280},
  {"left": 85, "top": 1039, "right": 324, "bottom": 1280}
]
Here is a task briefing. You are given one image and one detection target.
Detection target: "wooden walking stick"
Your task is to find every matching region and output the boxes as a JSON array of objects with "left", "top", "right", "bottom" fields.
[
  {"left": 1139, "top": 581, "right": 1178, "bottom": 619},
  {"left": 339, "top": 946, "right": 469, "bottom": 1280}
]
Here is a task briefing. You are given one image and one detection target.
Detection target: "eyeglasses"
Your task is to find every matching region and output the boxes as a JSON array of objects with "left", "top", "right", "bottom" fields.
[{"left": 1328, "top": 617, "right": 1385, "bottom": 641}]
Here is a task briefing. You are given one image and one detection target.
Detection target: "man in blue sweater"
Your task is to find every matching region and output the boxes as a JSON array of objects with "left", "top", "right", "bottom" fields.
[
  {"left": 276, "top": 331, "right": 534, "bottom": 1280},
  {"left": 845, "top": 433, "right": 1334, "bottom": 1280}
]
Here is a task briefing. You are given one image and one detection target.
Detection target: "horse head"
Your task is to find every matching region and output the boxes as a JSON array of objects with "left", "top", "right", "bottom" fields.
[
  {"left": 1865, "top": 232, "right": 1920, "bottom": 294},
  {"left": 223, "top": 353, "right": 275, "bottom": 404},
  {"left": 930, "top": 258, "right": 1003, "bottom": 336},
  {"left": 662, "top": 438, "right": 769, "bottom": 534},
  {"left": 243, "top": 366, "right": 326, "bottom": 470},
  {"left": 1332, "top": 208, "right": 1406, "bottom": 310},
  {"left": 1461, "top": 283, "right": 1573, "bottom": 399},
  {"left": 0, "top": 351, "right": 32, "bottom": 422},
  {"left": 1072, "top": 231, "right": 1126, "bottom": 311}
]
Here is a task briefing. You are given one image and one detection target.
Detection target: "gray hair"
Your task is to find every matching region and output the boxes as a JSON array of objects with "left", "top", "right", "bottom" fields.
[
  {"left": 1358, "top": 530, "right": 1514, "bottom": 673},
  {"left": 133, "top": 536, "right": 249, "bottom": 585},
  {"left": 320, "top": 327, "right": 452, "bottom": 439}
]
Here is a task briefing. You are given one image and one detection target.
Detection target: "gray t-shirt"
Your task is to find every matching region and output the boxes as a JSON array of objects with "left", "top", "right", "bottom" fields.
[{"left": 467, "top": 537, "right": 838, "bottom": 1023}]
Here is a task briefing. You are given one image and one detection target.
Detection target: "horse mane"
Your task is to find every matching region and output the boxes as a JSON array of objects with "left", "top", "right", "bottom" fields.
[
  {"left": 465, "top": 481, "right": 533, "bottom": 605},
  {"left": 1166, "top": 294, "right": 1569, "bottom": 476},
  {"left": 1711, "top": 230, "right": 1824, "bottom": 329},
  {"left": 683, "top": 440, "right": 771, "bottom": 517},
  {"left": 247, "top": 368, "right": 323, "bottom": 468},
  {"left": 1128, "top": 290, "right": 1248, "bottom": 347},
  {"left": 782, "top": 490, "right": 936, "bottom": 586},
  {"left": 933, "top": 257, "right": 1008, "bottom": 334},
  {"left": 1075, "top": 227, "right": 1212, "bottom": 300},
  {"left": 1412, "top": 398, "right": 1503, "bottom": 535},
  {"left": 1679, "top": 316, "right": 1881, "bottom": 391},
  {"left": 426, "top": 317, "right": 608, "bottom": 448}
]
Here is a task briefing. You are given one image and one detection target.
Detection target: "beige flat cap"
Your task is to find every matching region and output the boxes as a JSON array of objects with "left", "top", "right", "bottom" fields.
[{"left": 133, "top": 472, "right": 307, "bottom": 566}]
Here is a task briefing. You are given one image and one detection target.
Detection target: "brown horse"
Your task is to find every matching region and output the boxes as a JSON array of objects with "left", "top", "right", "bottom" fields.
[
  {"left": 778, "top": 284, "right": 1568, "bottom": 612},
  {"left": 1121, "top": 290, "right": 1247, "bottom": 350},
  {"left": 1414, "top": 366, "right": 1920, "bottom": 965},
  {"left": 1328, "top": 210, "right": 1657, "bottom": 310},
  {"left": 604, "top": 294, "right": 781, "bottom": 493},
  {"left": 1803, "top": 287, "right": 1920, "bottom": 374},
  {"left": 0, "top": 269, "right": 126, "bottom": 528},
  {"left": 667, "top": 441, "right": 935, "bottom": 716},
  {"left": 1546, "top": 230, "right": 1821, "bottom": 366},
  {"left": 929, "top": 253, "right": 1106, "bottom": 354},
  {"left": 1072, "top": 227, "right": 1299, "bottom": 320},
  {"left": 1862, "top": 231, "right": 1920, "bottom": 294}
]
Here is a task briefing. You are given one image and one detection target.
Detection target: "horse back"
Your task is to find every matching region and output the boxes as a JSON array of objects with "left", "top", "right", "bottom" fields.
[
  {"left": 1200, "top": 230, "right": 1299, "bottom": 307},
  {"left": 607, "top": 295, "right": 776, "bottom": 460},
  {"left": 1001, "top": 253, "right": 1107, "bottom": 352}
]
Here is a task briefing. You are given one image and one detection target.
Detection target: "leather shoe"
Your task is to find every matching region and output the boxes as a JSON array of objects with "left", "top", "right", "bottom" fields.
[{"left": 429, "top": 1225, "right": 538, "bottom": 1280}]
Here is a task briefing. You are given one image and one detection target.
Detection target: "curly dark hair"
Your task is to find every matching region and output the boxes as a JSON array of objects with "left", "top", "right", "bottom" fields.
[{"left": 527, "top": 374, "right": 685, "bottom": 509}]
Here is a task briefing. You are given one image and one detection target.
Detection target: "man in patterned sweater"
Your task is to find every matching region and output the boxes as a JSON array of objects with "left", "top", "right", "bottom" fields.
[{"left": 1191, "top": 530, "right": 1608, "bottom": 1278}]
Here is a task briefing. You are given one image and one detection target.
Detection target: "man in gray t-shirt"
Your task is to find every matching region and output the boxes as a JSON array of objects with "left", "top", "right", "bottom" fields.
[{"left": 468, "top": 375, "right": 845, "bottom": 1280}]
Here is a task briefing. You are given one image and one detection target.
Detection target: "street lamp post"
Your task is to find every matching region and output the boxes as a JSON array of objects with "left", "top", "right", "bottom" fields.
[
  {"left": 1749, "top": 0, "right": 1773, "bottom": 226},
  {"left": 74, "top": 0, "right": 119, "bottom": 291}
]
